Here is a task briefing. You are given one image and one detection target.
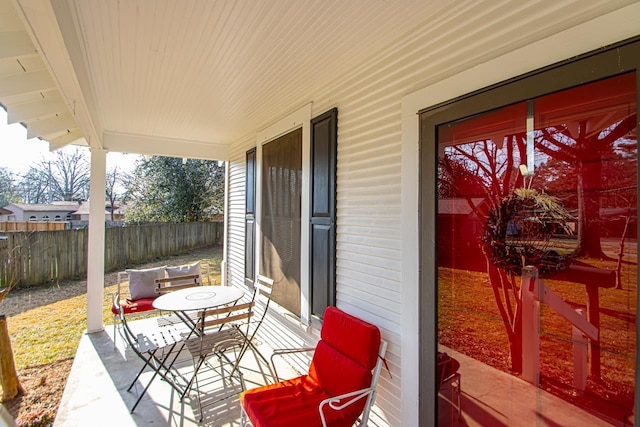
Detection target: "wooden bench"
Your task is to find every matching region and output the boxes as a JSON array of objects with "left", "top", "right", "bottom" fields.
[{"left": 110, "top": 262, "right": 210, "bottom": 345}]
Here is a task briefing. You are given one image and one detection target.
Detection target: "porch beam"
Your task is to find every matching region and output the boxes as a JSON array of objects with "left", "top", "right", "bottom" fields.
[
  {"left": 0, "top": 30, "right": 36, "bottom": 59},
  {"left": 0, "top": 69, "right": 54, "bottom": 98},
  {"left": 103, "top": 130, "right": 230, "bottom": 161},
  {"left": 26, "top": 111, "right": 76, "bottom": 139},
  {"left": 6, "top": 96, "right": 67, "bottom": 124},
  {"left": 49, "top": 129, "right": 85, "bottom": 151},
  {"left": 87, "top": 148, "right": 107, "bottom": 333},
  {"left": 14, "top": 0, "right": 101, "bottom": 149}
]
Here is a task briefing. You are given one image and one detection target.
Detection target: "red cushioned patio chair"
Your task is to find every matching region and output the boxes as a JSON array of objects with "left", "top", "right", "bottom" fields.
[
  {"left": 437, "top": 351, "right": 461, "bottom": 418},
  {"left": 111, "top": 267, "right": 202, "bottom": 346},
  {"left": 111, "top": 268, "right": 164, "bottom": 347},
  {"left": 240, "top": 306, "right": 388, "bottom": 427}
]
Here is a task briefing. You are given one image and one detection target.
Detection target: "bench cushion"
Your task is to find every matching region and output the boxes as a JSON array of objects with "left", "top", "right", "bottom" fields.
[
  {"left": 165, "top": 261, "right": 201, "bottom": 285},
  {"left": 126, "top": 266, "right": 166, "bottom": 299},
  {"left": 111, "top": 297, "right": 156, "bottom": 315}
]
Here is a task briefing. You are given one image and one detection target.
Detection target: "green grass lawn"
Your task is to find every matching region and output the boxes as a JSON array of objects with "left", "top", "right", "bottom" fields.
[{"left": 438, "top": 246, "right": 637, "bottom": 420}]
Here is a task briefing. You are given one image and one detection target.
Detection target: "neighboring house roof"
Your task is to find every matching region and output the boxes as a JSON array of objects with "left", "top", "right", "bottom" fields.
[
  {"left": 7, "top": 203, "right": 80, "bottom": 212},
  {"left": 0, "top": 207, "right": 12, "bottom": 215},
  {"left": 438, "top": 198, "right": 486, "bottom": 216},
  {"left": 72, "top": 201, "right": 110, "bottom": 216}
]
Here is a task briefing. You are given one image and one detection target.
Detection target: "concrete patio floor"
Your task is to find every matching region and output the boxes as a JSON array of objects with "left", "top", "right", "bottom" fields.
[
  {"left": 54, "top": 317, "right": 296, "bottom": 427},
  {"left": 53, "top": 317, "right": 633, "bottom": 427},
  {"left": 439, "top": 346, "right": 634, "bottom": 427}
]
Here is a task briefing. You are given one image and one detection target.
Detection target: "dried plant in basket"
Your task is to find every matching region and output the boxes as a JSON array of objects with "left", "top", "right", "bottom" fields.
[{"left": 482, "top": 188, "right": 576, "bottom": 277}]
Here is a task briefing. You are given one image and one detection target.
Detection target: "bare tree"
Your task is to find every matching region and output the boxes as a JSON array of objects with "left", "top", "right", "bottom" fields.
[
  {"left": 0, "top": 167, "right": 19, "bottom": 207},
  {"left": 106, "top": 167, "right": 128, "bottom": 221},
  {"left": 46, "top": 148, "right": 90, "bottom": 201},
  {"left": 16, "top": 147, "right": 90, "bottom": 203},
  {"left": 0, "top": 247, "right": 24, "bottom": 401},
  {"left": 535, "top": 116, "right": 636, "bottom": 258},
  {"left": 442, "top": 137, "right": 528, "bottom": 372},
  {"left": 16, "top": 167, "right": 49, "bottom": 203}
]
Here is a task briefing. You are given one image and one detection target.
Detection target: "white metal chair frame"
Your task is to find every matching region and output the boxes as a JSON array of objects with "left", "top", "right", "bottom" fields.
[
  {"left": 229, "top": 274, "right": 274, "bottom": 376},
  {"left": 182, "top": 299, "right": 253, "bottom": 421},
  {"left": 115, "top": 298, "right": 187, "bottom": 413}
]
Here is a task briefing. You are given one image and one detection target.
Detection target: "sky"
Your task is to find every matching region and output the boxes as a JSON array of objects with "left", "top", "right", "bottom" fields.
[{"left": 0, "top": 108, "right": 140, "bottom": 176}]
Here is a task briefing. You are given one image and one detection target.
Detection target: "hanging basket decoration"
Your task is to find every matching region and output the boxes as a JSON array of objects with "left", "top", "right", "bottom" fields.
[{"left": 482, "top": 188, "right": 575, "bottom": 277}]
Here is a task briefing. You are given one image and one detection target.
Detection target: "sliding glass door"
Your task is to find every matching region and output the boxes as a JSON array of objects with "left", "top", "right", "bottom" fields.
[{"left": 421, "top": 41, "right": 640, "bottom": 425}]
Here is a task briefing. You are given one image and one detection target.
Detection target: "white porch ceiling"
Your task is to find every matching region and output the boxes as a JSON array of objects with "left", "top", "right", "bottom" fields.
[{"left": 0, "top": 0, "right": 453, "bottom": 160}]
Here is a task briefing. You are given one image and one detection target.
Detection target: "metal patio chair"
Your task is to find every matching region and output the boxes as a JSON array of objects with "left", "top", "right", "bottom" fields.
[
  {"left": 182, "top": 297, "right": 254, "bottom": 421},
  {"left": 154, "top": 273, "right": 203, "bottom": 329},
  {"left": 229, "top": 274, "right": 274, "bottom": 376},
  {"left": 181, "top": 276, "right": 274, "bottom": 420},
  {"left": 438, "top": 351, "right": 461, "bottom": 418},
  {"left": 115, "top": 297, "right": 187, "bottom": 413},
  {"left": 111, "top": 267, "right": 165, "bottom": 347}
]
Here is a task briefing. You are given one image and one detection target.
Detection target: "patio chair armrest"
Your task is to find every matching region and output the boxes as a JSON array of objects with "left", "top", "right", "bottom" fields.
[
  {"left": 271, "top": 347, "right": 316, "bottom": 356},
  {"left": 318, "top": 386, "right": 375, "bottom": 427},
  {"left": 270, "top": 347, "right": 316, "bottom": 382},
  {"left": 110, "top": 291, "right": 121, "bottom": 310}
]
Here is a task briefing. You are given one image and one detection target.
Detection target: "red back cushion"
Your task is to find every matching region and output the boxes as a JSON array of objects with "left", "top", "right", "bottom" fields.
[
  {"left": 320, "top": 306, "right": 381, "bottom": 370},
  {"left": 308, "top": 307, "right": 381, "bottom": 405}
]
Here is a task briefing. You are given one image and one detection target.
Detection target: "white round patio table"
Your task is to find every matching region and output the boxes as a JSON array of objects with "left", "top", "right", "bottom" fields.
[{"left": 153, "top": 286, "right": 244, "bottom": 312}]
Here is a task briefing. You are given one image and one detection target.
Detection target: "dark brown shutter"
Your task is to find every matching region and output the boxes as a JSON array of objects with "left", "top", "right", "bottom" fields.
[
  {"left": 245, "top": 148, "right": 256, "bottom": 286},
  {"left": 310, "top": 108, "right": 337, "bottom": 319}
]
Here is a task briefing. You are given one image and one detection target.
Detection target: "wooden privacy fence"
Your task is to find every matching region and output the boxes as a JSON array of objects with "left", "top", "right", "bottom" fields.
[
  {"left": 0, "top": 221, "right": 68, "bottom": 232},
  {"left": 0, "top": 222, "right": 222, "bottom": 287}
]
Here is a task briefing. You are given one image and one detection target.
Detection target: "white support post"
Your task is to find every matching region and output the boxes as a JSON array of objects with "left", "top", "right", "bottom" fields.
[
  {"left": 521, "top": 266, "right": 540, "bottom": 386},
  {"left": 87, "top": 148, "right": 107, "bottom": 333},
  {"left": 221, "top": 160, "right": 229, "bottom": 286},
  {"left": 573, "top": 309, "right": 588, "bottom": 392}
]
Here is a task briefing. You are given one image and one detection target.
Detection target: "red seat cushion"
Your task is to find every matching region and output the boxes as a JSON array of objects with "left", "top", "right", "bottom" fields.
[
  {"left": 240, "top": 375, "right": 357, "bottom": 427},
  {"left": 437, "top": 352, "right": 460, "bottom": 387},
  {"left": 111, "top": 297, "right": 157, "bottom": 315}
]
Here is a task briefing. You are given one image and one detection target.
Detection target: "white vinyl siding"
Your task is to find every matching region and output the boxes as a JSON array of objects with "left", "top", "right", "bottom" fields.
[
  {"left": 224, "top": 2, "right": 637, "bottom": 425},
  {"left": 226, "top": 133, "right": 256, "bottom": 290}
]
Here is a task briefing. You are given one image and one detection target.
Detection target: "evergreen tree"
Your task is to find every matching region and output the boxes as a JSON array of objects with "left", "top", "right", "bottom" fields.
[{"left": 123, "top": 156, "right": 224, "bottom": 223}]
